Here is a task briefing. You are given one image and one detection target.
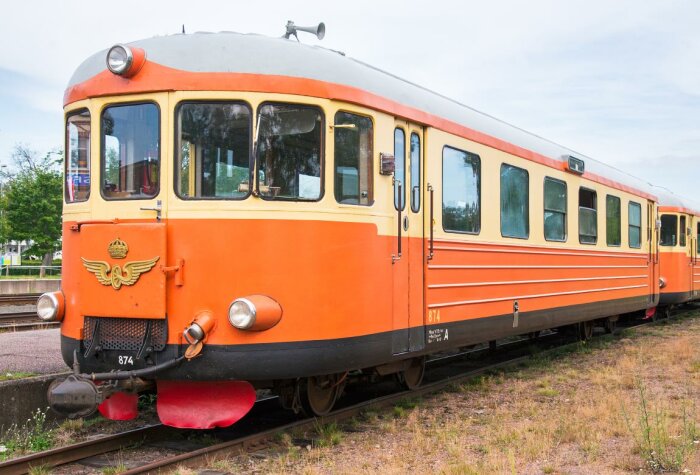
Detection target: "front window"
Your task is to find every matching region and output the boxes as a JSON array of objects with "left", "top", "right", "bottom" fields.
[
  {"left": 660, "top": 214, "right": 677, "bottom": 246},
  {"left": 176, "top": 102, "right": 251, "bottom": 199},
  {"left": 65, "top": 109, "right": 91, "bottom": 203},
  {"left": 256, "top": 103, "right": 323, "bottom": 201},
  {"left": 101, "top": 103, "right": 160, "bottom": 199}
]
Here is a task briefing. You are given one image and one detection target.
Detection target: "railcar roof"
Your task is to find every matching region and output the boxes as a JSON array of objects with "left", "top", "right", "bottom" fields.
[
  {"left": 69, "top": 31, "right": 655, "bottom": 199},
  {"left": 653, "top": 187, "right": 700, "bottom": 215}
]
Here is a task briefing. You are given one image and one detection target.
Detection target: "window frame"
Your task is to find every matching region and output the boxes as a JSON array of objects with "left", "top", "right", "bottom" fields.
[
  {"left": 410, "top": 132, "right": 421, "bottom": 213},
  {"left": 578, "top": 187, "right": 598, "bottom": 245},
  {"left": 628, "top": 201, "right": 642, "bottom": 249},
  {"left": 543, "top": 176, "right": 567, "bottom": 242},
  {"left": 441, "top": 145, "right": 481, "bottom": 235},
  {"left": 606, "top": 194, "right": 622, "bottom": 247},
  {"left": 99, "top": 100, "right": 162, "bottom": 202},
  {"left": 500, "top": 163, "right": 530, "bottom": 240},
  {"left": 65, "top": 108, "right": 92, "bottom": 204},
  {"left": 393, "top": 127, "right": 406, "bottom": 211},
  {"left": 173, "top": 100, "right": 254, "bottom": 201},
  {"left": 680, "top": 215, "right": 687, "bottom": 247},
  {"left": 254, "top": 101, "right": 326, "bottom": 202},
  {"left": 333, "top": 109, "right": 374, "bottom": 206}
]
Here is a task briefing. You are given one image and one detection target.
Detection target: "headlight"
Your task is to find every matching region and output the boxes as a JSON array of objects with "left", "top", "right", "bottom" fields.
[
  {"left": 106, "top": 44, "right": 134, "bottom": 75},
  {"left": 37, "top": 291, "right": 64, "bottom": 322},
  {"left": 228, "top": 298, "right": 257, "bottom": 330}
]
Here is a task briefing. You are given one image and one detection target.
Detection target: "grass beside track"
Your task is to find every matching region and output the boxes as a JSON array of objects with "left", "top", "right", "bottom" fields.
[{"left": 197, "top": 310, "right": 700, "bottom": 474}]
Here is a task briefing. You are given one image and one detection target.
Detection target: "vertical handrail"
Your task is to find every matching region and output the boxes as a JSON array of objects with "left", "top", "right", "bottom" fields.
[
  {"left": 392, "top": 180, "right": 402, "bottom": 264},
  {"left": 428, "top": 184, "right": 434, "bottom": 261}
]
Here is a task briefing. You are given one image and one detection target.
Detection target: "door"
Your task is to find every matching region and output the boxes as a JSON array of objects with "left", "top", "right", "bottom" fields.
[
  {"left": 647, "top": 201, "right": 657, "bottom": 304},
  {"left": 391, "top": 122, "right": 425, "bottom": 354},
  {"left": 695, "top": 221, "right": 700, "bottom": 298}
]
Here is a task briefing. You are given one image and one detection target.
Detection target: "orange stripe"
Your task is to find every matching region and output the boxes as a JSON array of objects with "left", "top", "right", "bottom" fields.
[
  {"left": 658, "top": 206, "right": 700, "bottom": 216},
  {"left": 64, "top": 61, "right": 657, "bottom": 201}
]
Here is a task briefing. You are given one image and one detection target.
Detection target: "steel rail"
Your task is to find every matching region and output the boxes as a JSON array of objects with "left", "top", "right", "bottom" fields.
[{"left": 0, "top": 424, "right": 172, "bottom": 475}]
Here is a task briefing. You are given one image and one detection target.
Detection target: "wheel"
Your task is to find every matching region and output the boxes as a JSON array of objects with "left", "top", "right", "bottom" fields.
[
  {"left": 604, "top": 317, "right": 617, "bottom": 334},
  {"left": 300, "top": 375, "right": 341, "bottom": 417},
  {"left": 396, "top": 357, "right": 426, "bottom": 390},
  {"left": 578, "top": 320, "right": 594, "bottom": 340},
  {"left": 663, "top": 306, "right": 672, "bottom": 319}
]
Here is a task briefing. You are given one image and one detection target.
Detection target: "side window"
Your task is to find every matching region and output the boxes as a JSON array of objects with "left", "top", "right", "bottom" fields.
[
  {"left": 410, "top": 133, "right": 421, "bottom": 213},
  {"left": 628, "top": 202, "right": 642, "bottom": 248},
  {"left": 442, "top": 146, "right": 480, "bottom": 233},
  {"left": 660, "top": 214, "right": 677, "bottom": 246},
  {"left": 500, "top": 164, "right": 529, "bottom": 239},
  {"left": 680, "top": 215, "right": 687, "bottom": 246},
  {"left": 65, "top": 109, "right": 91, "bottom": 203},
  {"left": 334, "top": 112, "right": 373, "bottom": 205},
  {"left": 606, "top": 195, "right": 621, "bottom": 246},
  {"left": 394, "top": 128, "right": 406, "bottom": 210},
  {"left": 176, "top": 102, "right": 251, "bottom": 199},
  {"left": 579, "top": 188, "right": 597, "bottom": 244},
  {"left": 544, "top": 177, "right": 567, "bottom": 241}
]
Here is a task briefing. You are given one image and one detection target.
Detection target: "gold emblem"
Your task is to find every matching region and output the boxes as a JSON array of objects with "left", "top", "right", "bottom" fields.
[
  {"left": 108, "top": 238, "right": 129, "bottom": 259},
  {"left": 82, "top": 256, "right": 160, "bottom": 290}
]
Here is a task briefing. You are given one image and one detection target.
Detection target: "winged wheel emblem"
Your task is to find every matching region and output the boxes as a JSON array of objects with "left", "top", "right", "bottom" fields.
[{"left": 82, "top": 256, "right": 160, "bottom": 290}]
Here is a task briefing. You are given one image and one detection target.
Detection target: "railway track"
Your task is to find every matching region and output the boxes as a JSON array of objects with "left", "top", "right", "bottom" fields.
[
  {"left": 1, "top": 307, "right": 695, "bottom": 475},
  {"left": 0, "top": 294, "right": 54, "bottom": 331}
]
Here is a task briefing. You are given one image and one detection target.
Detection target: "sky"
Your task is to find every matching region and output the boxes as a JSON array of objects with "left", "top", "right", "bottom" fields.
[{"left": 1, "top": 0, "right": 698, "bottom": 203}]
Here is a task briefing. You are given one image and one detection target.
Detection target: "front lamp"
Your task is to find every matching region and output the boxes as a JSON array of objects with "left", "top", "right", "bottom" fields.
[
  {"left": 37, "top": 291, "right": 65, "bottom": 322},
  {"left": 106, "top": 44, "right": 133, "bottom": 75},
  {"left": 228, "top": 298, "right": 257, "bottom": 330}
]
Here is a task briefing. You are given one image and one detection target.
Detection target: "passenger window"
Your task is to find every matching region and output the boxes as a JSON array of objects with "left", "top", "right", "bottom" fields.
[
  {"left": 680, "top": 216, "right": 687, "bottom": 246},
  {"left": 334, "top": 112, "right": 373, "bottom": 205},
  {"left": 442, "top": 146, "right": 480, "bottom": 233},
  {"left": 101, "top": 103, "right": 160, "bottom": 200},
  {"left": 65, "top": 109, "right": 91, "bottom": 203},
  {"left": 394, "top": 128, "right": 406, "bottom": 210},
  {"left": 176, "top": 102, "right": 251, "bottom": 199},
  {"left": 660, "top": 214, "right": 678, "bottom": 246},
  {"left": 606, "top": 195, "right": 621, "bottom": 246},
  {"left": 544, "top": 177, "right": 567, "bottom": 241},
  {"left": 579, "top": 188, "right": 597, "bottom": 244},
  {"left": 500, "top": 164, "right": 529, "bottom": 239},
  {"left": 256, "top": 103, "right": 323, "bottom": 201},
  {"left": 410, "top": 133, "right": 421, "bottom": 213},
  {"left": 628, "top": 202, "right": 642, "bottom": 248}
]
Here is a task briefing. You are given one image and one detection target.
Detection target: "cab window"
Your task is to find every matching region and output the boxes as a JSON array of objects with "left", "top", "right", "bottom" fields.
[
  {"left": 660, "top": 214, "right": 678, "bottom": 246},
  {"left": 256, "top": 103, "right": 323, "bottom": 201},
  {"left": 334, "top": 112, "right": 373, "bottom": 205},
  {"left": 176, "top": 102, "right": 251, "bottom": 199},
  {"left": 101, "top": 103, "right": 160, "bottom": 200},
  {"left": 66, "top": 109, "right": 91, "bottom": 202}
]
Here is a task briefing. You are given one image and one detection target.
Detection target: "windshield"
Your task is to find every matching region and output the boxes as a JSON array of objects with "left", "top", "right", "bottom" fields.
[
  {"left": 255, "top": 103, "right": 323, "bottom": 200},
  {"left": 101, "top": 102, "right": 160, "bottom": 200}
]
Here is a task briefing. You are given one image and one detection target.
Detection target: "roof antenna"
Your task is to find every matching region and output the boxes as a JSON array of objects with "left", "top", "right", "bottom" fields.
[
  {"left": 182, "top": 24, "right": 186, "bottom": 34},
  {"left": 283, "top": 21, "right": 325, "bottom": 42}
]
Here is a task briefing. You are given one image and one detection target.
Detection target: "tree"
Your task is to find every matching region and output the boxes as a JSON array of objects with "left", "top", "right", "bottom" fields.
[{"left": 4, "top": 145, "right": 63, "bottom": 277}]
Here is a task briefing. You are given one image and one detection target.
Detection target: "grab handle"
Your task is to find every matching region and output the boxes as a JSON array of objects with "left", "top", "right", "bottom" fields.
[{"left": 428, "top": 184, "right": 434, "bottom": 261}]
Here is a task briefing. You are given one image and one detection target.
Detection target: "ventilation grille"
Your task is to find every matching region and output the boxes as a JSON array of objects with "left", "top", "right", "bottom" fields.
[{"left": 83, "top": 317, "right": 167, "bottom": 352}]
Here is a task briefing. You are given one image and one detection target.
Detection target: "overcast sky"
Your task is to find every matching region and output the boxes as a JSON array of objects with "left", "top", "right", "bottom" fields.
[{"left": 1, "top": 0, "right": 698, "bottom": 202}]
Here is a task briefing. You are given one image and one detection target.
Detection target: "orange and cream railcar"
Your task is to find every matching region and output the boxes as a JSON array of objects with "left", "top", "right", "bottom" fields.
[
  {"left": 655, "top": 189, "right": 700, "bottom": 309},
  {"left": 42, "top": 30, "right": 660, "bottom": 429}
]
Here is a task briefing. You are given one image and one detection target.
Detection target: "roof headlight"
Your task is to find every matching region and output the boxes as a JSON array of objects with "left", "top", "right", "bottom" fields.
[
  {"left": 37, "top": 291, "right": 65, "bottom": 322},
  {"left": 228, "top": 298, "right": 257, "bottom": 330},
  {"left": 106, "top": 44, "right": 134, "bottom": 75}
]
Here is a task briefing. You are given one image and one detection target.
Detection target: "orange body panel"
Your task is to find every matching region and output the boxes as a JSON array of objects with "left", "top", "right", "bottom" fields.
[{"left": 659, "top": 250, "right": 697, "bottom": 298}]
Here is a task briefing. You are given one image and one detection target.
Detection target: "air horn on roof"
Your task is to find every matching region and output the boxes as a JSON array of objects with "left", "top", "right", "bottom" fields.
[{"left": 284, "top": 21, "right": 325, "bottom": 41}]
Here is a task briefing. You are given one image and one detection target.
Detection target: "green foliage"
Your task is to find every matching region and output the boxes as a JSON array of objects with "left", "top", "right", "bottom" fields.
[
  {"left": 0, "top": 407, "right": 54, "bottom": 460},
  {"left": 622, "top": 379, "right": 699, "bottom": 472},
  {"left": 313, "top": 421, "right": 343, "bottom": 448},
  {"left": 4, "top": 146, "right": 63, "bottom": 264}
]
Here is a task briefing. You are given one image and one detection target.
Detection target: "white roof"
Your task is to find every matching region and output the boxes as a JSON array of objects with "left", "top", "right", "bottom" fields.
[{"left": 69, "top": 32, "right": 657, "bottom": 198}]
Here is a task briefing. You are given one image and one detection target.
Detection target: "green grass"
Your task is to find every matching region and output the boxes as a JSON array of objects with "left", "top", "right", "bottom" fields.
[
  {"left": 0, "top": 371, "right": 36, "bottom": 381},
  {"left": 313, "top": 421, "right": 343, "bottom": 448},
  {"left": 0, "top": 408, "right": 54, "bottom": 461}
]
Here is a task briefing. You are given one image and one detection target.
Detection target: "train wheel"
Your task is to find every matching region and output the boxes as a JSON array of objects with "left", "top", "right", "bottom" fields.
[
  {"left": 663, "top": 306, "right": 672, "bottom": 319},
  {"left": 578, "top": 320, "right": 594, "bottom": 341},
  {"left": 300, "top": 375, "right": 340, "bottom": 417},
  {"left": 397, "top": 357, "right": 426, "bottom": 390},
  {"left": 604, "top": 317, "right": 617, "bottom": 334}
]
